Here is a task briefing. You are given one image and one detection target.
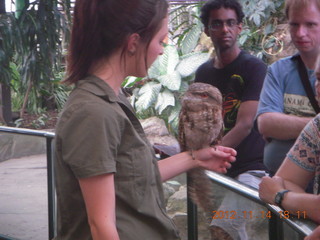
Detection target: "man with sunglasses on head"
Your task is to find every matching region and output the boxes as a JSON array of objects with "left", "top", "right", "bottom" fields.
[{"left": 195, "top": 0, "right": 267, "bottom": 239}]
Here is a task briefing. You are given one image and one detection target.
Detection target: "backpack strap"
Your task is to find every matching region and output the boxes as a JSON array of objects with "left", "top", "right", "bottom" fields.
[{"left": 294, "top": 54, "right": 320, "bottom": 113}]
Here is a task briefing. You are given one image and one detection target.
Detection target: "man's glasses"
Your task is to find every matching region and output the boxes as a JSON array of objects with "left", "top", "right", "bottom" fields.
[{"left": 209, "top": 19, "right": 239, "bottom": 31}]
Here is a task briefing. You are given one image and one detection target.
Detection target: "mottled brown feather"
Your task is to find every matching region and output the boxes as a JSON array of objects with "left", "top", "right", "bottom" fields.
[{"left": 178, "top": 82, "right": 233, "bottom": 239}]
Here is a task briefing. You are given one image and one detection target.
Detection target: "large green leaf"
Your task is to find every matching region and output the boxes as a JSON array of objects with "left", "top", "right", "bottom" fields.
[
  {"left": 180, "top": 22, "right": 202, "bottom": 55},
  {"left": 176, "top": 52, "right": 210, "bottom": 78},
  {"left": 148, "top": 54, "right": 162, "bottom": 78},
  {"left": 148, "top": 45, "right": 179, "bottom": 78},
  {"left": 135, "top": 82, "right": 162, "bottom": 110},
  {"left": 122, "top": 76, "right": 143, "bottom": 88},
  {"left": 155, "top": 89, "right": 175, "bottom": 114},
  {"left": 157, "top": 71, "right": 181, "bottom": 91}
]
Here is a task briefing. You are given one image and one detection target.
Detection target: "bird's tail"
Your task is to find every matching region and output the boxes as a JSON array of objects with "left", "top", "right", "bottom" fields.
[{"left": 188, "top": 168, "right": 216, "bottom": 222}]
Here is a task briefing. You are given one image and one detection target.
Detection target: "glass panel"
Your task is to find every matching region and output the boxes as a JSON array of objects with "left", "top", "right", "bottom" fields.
[
  {"left": 0, "top": 133, "right": 48, "bottom": 240},
  {"left": 163, "top": 172, "right": 311, "bottom": 240},
  {"left": 284, "top": 221, "right": 301, "bottom": 240},
  {"left": 199, "top": 181, "right": 269, "bottom": 240}
]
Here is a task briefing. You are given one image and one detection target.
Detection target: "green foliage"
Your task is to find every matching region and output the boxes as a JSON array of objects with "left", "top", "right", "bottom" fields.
[
  {"left": 238, "top": 0, "right": 285, "bottom": 60},
  {"left": 125, "top": 4, "right": 209, "bottom": 135},
  {"left": 0, "top": 13, "right": 22, "bottom": 86},
  {"left": 14, "top": 111, "right": 49, "bottom": 129},
  {"left": 0, "top": 0, "right": 72, "bottom": 115},
  {"left": 1, "top": 0, "right": 287, "bottom": 131},
  {"left": 126, "top": 44, "right": 210, "bottom": 135},
  {"left": 30, "top": 113, "right": 49, "bottom": 129}
]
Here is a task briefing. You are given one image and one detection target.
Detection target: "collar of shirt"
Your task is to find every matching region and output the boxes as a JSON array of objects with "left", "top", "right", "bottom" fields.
[{"left": 76, "top": 75, "right": 119, "bottom": 103}]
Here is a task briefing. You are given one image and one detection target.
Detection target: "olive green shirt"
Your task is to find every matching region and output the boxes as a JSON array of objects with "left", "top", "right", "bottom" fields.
[{"left": 54, "top": 76, "right": 180, "bottom": 240}]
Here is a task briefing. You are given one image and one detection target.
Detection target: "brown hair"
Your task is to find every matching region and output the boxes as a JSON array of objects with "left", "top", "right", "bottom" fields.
[
  {"left": 285, "top": 0, "right": 320, "bottom": 18},
  {"left": 65, "top": 0, "right": 168, "bottom": 84}
]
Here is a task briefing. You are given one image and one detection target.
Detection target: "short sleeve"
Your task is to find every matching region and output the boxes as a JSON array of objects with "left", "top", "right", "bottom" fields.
[
  {"left": 257, "top": 64, "right": 285, "bottom": 116},
  {"left": 287, "top": 115, "right": 320, "bottom": 172},
  {"left": 58, "top": 101, "right": 122, "bottom": 178}
]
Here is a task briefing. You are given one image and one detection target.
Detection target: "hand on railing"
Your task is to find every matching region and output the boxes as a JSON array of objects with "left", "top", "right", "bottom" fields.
[{"left": 258, "top": 176, "right": 285, "bottom": 205}]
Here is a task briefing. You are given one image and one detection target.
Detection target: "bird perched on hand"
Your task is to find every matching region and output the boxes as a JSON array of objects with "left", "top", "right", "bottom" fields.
[
  {"left": 179, "top": 82, "right": 233, "bottom": 240},
  {"left": 179, "top": 82, "right": 223, "bottom": 211}
]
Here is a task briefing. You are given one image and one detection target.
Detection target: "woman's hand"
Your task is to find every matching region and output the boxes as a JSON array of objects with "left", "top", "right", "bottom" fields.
[
  {"left": 194, "top": 146, "right": 237, "bottom": 174},
  {"left": 158, "top": 146, "right": 236, "bottom": 182},
  {"left": 305, "top": 226, "right": 320, "bottom": 240},
  {"left": 259, "top": 176, "right": 285, "bottom": 204}
]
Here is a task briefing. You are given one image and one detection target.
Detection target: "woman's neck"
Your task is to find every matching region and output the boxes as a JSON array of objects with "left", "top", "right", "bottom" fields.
[{"left": 90, "top": 55, "right": 125, "bottom": 95}]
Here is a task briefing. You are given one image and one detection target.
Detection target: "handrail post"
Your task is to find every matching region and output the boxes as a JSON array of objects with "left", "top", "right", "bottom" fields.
[
  {"left": 46, "top": 137, "right": 56, "bottom": 240},
  {"left": 269, "top": 211, "right": 283, "bottom": 240},
  {"left": 187, "top": 173, "right": 198, "bottom": 240}
]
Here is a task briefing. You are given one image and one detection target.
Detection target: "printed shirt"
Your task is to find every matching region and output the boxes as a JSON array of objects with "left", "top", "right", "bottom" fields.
[{"left": 287, "top": 114, "right": 320, "bottom": 194}]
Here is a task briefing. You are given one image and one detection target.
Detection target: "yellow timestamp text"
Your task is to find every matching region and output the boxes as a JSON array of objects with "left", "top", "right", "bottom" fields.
[{"left": 212, "top": 210, "right": 307, "bottom": 220}]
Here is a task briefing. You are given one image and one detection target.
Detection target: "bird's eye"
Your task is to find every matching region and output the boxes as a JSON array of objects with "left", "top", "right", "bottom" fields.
[{"left": 199, "top": 93, "right": 208, "bottom": 98}]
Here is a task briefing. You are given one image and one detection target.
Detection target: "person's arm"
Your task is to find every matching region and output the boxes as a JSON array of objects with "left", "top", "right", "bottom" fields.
[
  {"left": 158, "top": 145, "right": 236, "bottom": 182},
  {"left": 305, "top": 226, "right": 320, "bottom": 240},
  {"left": 259, "top": 176, "right": 320, "bottom": 224},
  {"left": 257, "top": 112, "right": 312, "bottom": 140},
  {"left": 277, "top": 158, "right": 313, "bottom": 192},
  {"left": 276, "top": 159, "right": 320, "bottom": 223},
  {"left": 222, "top": 100, "right": 258, "bottom": 148},
  {"left": 79, "top": 173, "right": 120, "bottom": 240},
  {"left": 259, "top": 158, "right": 320, "bottom": 223}
]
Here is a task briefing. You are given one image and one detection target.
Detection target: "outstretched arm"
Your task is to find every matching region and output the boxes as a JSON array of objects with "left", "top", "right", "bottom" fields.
[
  {"left": 158, "top": 146, "right": 236, "bottom": 182},
  {"left": 259, "top": 158, "right": 320, "bottom": 224}
]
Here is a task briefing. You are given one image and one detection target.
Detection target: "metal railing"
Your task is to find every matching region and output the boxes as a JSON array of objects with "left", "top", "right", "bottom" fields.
[
  {"left": 0, "top": 126, "right": 318, "bottom": 240},
  {"left": 186, "top": 170, "right": 317, "bottom": 240},
  {"left": 0, "top": 126, "right": 56, "bottom": 240},
  {"left": 206, "top": 171, "right": 317, "bottom": 237}
]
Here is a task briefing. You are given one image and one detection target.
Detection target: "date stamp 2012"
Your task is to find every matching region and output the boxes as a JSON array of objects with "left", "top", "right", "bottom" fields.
[{"left": 212, "top": 210, "right": 307, "bottom": 220}]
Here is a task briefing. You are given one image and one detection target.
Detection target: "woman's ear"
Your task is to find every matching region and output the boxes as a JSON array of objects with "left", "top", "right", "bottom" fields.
[{"left": 127, "top": 33, "right": 140, "bottom": 55}]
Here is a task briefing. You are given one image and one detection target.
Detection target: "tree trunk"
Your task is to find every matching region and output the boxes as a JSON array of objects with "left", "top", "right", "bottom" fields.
[{"left": 0, "top": 84, "right": 13, "bottom": 126}]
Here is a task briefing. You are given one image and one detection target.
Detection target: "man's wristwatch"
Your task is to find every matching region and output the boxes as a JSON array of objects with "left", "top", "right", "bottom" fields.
[{"left": 274, "top": 189, "right": 290, "bottom": 209}]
